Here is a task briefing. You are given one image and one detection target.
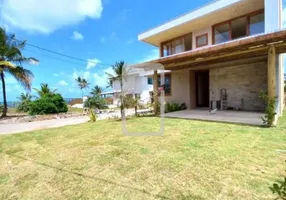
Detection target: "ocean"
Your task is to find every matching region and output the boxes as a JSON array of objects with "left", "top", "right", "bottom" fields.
[{"left": 0, "top": 99, "right": 74, "bottom": 107}]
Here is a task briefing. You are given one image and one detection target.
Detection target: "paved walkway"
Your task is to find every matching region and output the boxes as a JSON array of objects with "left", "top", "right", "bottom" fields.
[
  {"left": 0, "top": 116, "right": 89, "bottom": 135},
  {"left": 164, "top": 109, "right": 264, "bottom": 126}
]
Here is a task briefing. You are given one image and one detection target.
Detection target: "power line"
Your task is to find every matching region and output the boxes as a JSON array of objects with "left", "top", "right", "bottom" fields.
[
  {"left": 24, "top": 48, "right": 88, "bottom": 67},
  {"left": 14, "top": 38, "right": 113, "bottom": 67}
]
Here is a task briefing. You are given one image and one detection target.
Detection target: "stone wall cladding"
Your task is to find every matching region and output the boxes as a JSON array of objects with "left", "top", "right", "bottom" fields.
[{"left": 210, "top": 62, "right": 267, "bottom": 111}]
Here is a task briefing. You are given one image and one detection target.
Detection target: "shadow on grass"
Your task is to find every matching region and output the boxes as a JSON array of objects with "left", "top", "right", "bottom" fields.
[{"left": 4, "top": 153, "right": 177, "bottom": 199}]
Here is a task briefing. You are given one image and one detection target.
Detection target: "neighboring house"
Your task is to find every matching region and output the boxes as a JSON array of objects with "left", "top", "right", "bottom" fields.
[
  {"left": 137, "top": 0, "right": 285, "bottom": 120},
  {"left": 107, "top": 68, "right": 154, "bottom": 106}
]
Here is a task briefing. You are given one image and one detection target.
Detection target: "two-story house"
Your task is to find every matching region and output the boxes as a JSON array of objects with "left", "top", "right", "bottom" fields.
[
  {"left": 107, "top": 68, "right": 155, "bottom": 106},
  {"left": 137, "top": 0, "right": 285, "bottom": 122}
]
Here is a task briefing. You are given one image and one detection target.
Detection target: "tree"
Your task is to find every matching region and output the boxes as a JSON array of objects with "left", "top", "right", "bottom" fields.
[
  {"left": 33, "top": 83, "right": 56, "bottom": 98},
  {"left": 106, "top": 61, "right": 128, "bottom": 119},
  {"left": 75, "top": 76, "right": 90, "bottom": 97},
  {"left": 106, "top": 79, "right": 113, "bottom": 89},
  {"left": 16, "top": 92, "right": 33, "bottom": 112},
  {"left": 0, "top": 28, "right": 34, "bottom": 117},
  {"left": 90, "top": 85, "right": 103, "bottom": 96},
  {"left": 84, "top": 96, "right": 108, "bottom": 110}
]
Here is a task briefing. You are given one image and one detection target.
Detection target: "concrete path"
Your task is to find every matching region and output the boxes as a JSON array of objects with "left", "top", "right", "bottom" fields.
[
  {"left": 164, "top": 110, "right": 264, "bottom": 126},
  {"left": 0, "top": 116, "right": 89, "bottom": 135}
]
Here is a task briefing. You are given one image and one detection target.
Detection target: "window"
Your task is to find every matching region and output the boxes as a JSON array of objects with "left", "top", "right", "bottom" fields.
[
  {"left": 172, "top": 39, "right": 184, "bottom": 54},
  {"left": 196, "top": 33, "right": 208, "bottom": 47},
  {"left": 161, "top": 33, "right": 192, "bottom": 57},
  {"left": 214, "top": 23, "right": 230, "bottom": 44},
  {"left": 250, "top": 13, "right": 264, "bottom": 35},
  {"left": 158, "top": 74, "right": 171, "bottom": 95},
  {"left": 147, "top": 77, "right": 153, "bottom": 85},
  {"left": 213, "top": 10, "right": 264, "bottom": 44},
  {"left": 231, "top": 17, "right": 247, "bottom": 40}
]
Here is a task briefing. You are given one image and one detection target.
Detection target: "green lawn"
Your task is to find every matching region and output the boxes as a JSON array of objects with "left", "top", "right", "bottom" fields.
[{"left": 0, "top": 113, "right": 286, "bottom": 199}]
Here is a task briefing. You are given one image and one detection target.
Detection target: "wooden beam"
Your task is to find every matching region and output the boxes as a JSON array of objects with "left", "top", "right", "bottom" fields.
[
  {"left": 169, "top": 56, "right": 267, "bottom": 71},
  {"left": 267, "top": 45, "right": 276, "bottom": 101},
  {"left": 153, "top": 70, "right": 159, "bottom": 115}
]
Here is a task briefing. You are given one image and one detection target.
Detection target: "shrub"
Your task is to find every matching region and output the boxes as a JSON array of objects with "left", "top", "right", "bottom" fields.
[
  {"left": 29, "top": 93, "right": 68, "bottom": 115},
  {"left": 89, "top": 109, "right": 97, "bottom": 122},
  {"left": 165, "top": 102, "right": 183, "bottom": 113},
  {"left": 17, "top": 101, "right": 31, "bottom": 112},
  {"left": 270, "top": 162, "right": 286, "bottom": 200},
  {"left": 84, "top": 96, "right": 108, "bottom": 109},
  {"left": 260, "top": 92, "right": 277, "bottom": 127},
  {"left": 50, "top": 94, "right": 68, "bottom": 113}
]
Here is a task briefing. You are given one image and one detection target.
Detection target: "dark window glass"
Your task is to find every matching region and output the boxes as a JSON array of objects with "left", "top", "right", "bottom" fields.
[
  {"left": 231, "top": 17, "right": 247, "bottom": 40},
  {"left": 147, "top": 77, "right": 153, "bottom": 85}
]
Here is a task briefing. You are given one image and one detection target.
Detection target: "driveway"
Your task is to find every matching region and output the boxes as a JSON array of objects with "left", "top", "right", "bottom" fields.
[{"left": 0, "top": 116, "right": 89, "bottom": 135}]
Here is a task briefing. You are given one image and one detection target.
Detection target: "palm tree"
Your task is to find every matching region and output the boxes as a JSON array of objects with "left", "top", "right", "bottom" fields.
[
  {"left": 75, "top": 76, "right": 90, "bottom": 97},
  {"left": 90, "top": 85, "right": 103, "bottom": 96},
  {"left": 106, "top": 61, "right": 128, "bottom": 119},
  {"left": 106, "top": 79, "right": 113, "bottom": 89},
  {"left": 16, "top": 92, "right": 33, "bottom": 112},
  {"left": 33, "top": 83, "right": 57, "bottom": 97},
  {"left": 0, "top": 28, "right": 34, "bottom": 117},
  {"left": 17, "top": 92, "right": 32, "bottom": 101}
]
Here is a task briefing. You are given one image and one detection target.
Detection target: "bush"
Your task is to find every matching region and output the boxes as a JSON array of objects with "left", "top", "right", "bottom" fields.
[
  {"left": 17, "top": 101, "right": 31, "bottom": 112},
  {"left": 50, "top": 94, "right": 68, "bottom": 113},
  {"left": 84, "top": 96, "right": 107, "bottom": 109},
  {"left": 260, "top": 92, "right": 277, "bottom": 127},
  {"left": 29, "top": 93, "right": 68, "bottom": 115},
  {"left": 165, "top": 102, "right": 186, "bottom": 113}
]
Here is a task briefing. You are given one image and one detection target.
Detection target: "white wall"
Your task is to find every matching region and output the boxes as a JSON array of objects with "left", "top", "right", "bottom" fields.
[{"left": 112, "top": 74, "right": 153, "bottom": 105}]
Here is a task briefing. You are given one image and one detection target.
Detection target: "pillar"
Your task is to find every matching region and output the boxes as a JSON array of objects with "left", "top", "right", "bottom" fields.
[
  {"left": 268, "top": 45, "right": 276, "bottom": 100},
  {"left": 153, "top": 70, "right": 159, "bottom": 115}
]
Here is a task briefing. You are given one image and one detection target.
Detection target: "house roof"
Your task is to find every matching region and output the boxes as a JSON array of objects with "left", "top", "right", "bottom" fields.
[
  {"left": 140, "top": 29, "right": 286, "bottom": 70},
  {"left": 138, "top": 0, "right": 264, "bottom": 46}
]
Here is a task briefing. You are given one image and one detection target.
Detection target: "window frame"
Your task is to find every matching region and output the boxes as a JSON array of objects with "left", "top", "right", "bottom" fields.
[
  {"left": 212, "top": 9, "right": 264, "bottom": 45},
  {"left": 158, "top": 73, "right": 172, "bottom": 96},
  {"left": 196, "top": 33, "right": 208, "bottom": 48},
  {"left": 160, "top": 33, "right": 192, "bottom": 57}
]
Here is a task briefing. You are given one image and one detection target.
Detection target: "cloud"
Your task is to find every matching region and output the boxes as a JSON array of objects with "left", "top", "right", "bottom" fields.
[
  {"left": 86, "top": 58, "right": 101, "bottom": 70},
  {"left": 73, "top": 70, "right": 91, "bottom": 80},
  {"left": 0, "top": 0, "right": 103, "bottom": 34},
  {"left": 59, "top": 80, "right": 68, "bottom": 86},
  {"left": 93, "top": 67, "right": 114, "bottom": 87},
  {"left": 71, "top": 31, "right": 84, "bottom": 40}
]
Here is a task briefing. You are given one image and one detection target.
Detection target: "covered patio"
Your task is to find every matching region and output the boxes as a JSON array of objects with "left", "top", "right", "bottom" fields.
[
  {"left": 164, "top": 109, "right": 264, "bottom": 126},
  {"left": 139, "top": 30, "right": 286, "bottom": 124}
]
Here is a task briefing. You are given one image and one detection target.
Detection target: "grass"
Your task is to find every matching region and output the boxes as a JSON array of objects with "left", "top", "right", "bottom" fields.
[{"left": 0, "top": 113, "right": 286, "bottom": 199}]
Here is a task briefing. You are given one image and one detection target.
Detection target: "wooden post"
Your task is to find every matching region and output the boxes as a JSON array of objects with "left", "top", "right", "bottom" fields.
[
  {"left": 268, "top": 45, "right": 276, "bottom": 101},
  {"left": 153, "top": 70, "right": 159, "bottom": 115}
]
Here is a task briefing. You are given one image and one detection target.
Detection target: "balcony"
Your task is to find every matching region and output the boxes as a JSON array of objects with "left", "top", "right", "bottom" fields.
[{"left": 160, "top": 10, "right": 265, "bottom": 57}]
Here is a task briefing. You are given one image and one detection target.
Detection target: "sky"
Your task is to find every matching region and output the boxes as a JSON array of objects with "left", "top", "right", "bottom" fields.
[{"left": 0, "top": 0, "right": 285, "bottom": 101}]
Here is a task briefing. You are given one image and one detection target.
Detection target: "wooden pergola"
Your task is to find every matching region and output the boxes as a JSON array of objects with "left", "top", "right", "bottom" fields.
[{"left": 144, "top": 30, "right": 286, "bottom": 114}]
